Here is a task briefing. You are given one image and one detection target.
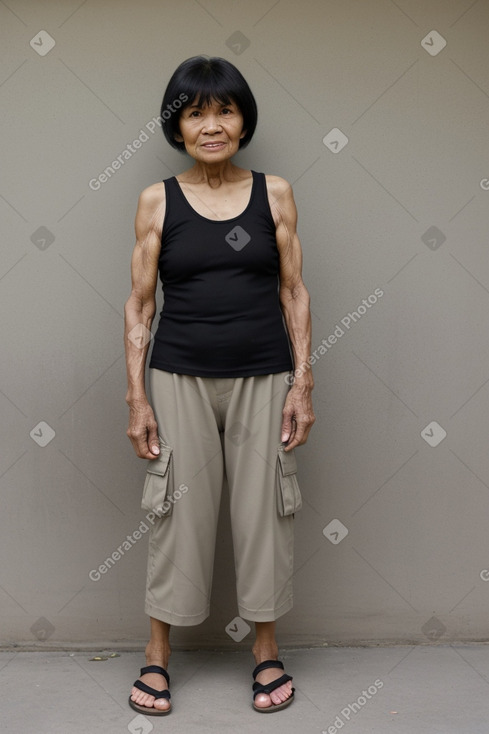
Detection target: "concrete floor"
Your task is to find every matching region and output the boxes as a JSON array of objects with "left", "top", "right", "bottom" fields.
[{"left": 1, "top": 644, "right": 489, "bottom": 733}]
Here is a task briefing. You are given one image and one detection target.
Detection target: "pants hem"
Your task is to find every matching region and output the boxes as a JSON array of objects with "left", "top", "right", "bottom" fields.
[
  {"left": 238, "top": 596, "right": 293, "bottom": 622},
  {"left": 145, "top": 602, "right": 210, "bottom": 626}
]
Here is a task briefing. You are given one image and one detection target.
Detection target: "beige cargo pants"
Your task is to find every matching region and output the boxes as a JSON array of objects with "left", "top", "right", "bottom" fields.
[{"left": 142, "top": 368, "right": 302, "bottom": 625}]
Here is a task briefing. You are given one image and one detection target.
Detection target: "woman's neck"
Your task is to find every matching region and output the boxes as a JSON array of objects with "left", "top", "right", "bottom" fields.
[{"left": 181, "top": 161, "right": 245, "bottom": 188}]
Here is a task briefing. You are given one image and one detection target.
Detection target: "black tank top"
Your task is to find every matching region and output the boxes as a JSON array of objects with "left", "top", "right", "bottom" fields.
[{"left": 149, "top": 170, "right": 293, "bottom": 377}]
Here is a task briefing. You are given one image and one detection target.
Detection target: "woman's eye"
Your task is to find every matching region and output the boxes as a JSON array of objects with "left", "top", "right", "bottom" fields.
[
  {"left": 221, "top": 108, "right": 232, "bottom": 114},
  {"left": 190, "top": 110, "right": 201, "bottom": 117}
]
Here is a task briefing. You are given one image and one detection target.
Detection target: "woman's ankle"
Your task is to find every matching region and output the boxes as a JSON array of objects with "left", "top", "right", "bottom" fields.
[
  {"left": 145, "top": 641, "right": 171, "bottom": 668},
  {"left": 252, "top": 643, "right": 279, "bottom": 663}
]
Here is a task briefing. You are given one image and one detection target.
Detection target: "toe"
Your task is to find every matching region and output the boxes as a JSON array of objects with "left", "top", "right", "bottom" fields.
[
  {"left": 131, "top": 689, "right": 156, "bottom": 708},
  {"left": 130, "top": 671, "right": 169, "bottom": 711},
  {"left": 254, "top": 692, "right": 272, "bottom": 708},
  {"left": 270, "top": 681, "right": 293, "bottom": 705},
  {"left": 154, "top": 697, "right": 170, "bottom": 711},
  {"left": 253, "top": 665, "right": 293, "bottom": 709}
]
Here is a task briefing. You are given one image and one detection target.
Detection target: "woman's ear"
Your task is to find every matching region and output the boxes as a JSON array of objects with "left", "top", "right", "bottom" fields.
[{"left": 174, "top": 132, "right": 184, "bottom": 142}]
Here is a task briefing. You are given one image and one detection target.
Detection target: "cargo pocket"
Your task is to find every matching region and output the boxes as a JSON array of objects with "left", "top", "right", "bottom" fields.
[
  {"left": 141, "top": 438, "right": 174, "bottom": 517},
  {"left": 276, "top": 444, "right": 302, "bottom": 517}
]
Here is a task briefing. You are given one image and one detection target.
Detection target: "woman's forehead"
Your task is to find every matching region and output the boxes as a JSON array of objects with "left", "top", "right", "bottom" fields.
[{"left": 187, "top": 94, "right": 237, "bottom": 109}]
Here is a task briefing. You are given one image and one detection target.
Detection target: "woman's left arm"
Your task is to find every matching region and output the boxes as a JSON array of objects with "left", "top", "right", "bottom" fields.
[{"left": 268, "top": 175, "right": 316, "bottom": 451}]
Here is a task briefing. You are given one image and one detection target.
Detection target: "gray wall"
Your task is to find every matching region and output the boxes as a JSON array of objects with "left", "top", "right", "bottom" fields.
[{"left": 1, "top": 0, "right": 489, "bottom": 648}]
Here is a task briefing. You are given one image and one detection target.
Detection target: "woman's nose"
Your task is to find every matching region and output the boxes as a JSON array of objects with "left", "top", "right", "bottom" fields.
[{"left": 202, "top": 115, "right": 221, "bottom": 133}]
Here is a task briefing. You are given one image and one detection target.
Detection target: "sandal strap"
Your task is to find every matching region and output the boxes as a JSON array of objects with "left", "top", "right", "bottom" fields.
[
  {"left": 133, "top": 665, "right": 171, "bottom": 699},
  {"left": 133, "top": 679, "right": 171, "bottom": 700},
  {"left": 252, "top": 673, "right": 294, "bottom": 700},
  {"left": 252, "top": 659, "right": 285, "bottom": 679},
  {"left": 139, "top": 665, "right": 170, "bottom": 686}
]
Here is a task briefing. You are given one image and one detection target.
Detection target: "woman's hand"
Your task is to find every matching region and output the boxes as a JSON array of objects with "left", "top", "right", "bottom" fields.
[
  {"left": 281, "top": 383, "right": 315, "bottom": 451},
  {"left": 126, "top": 398, "right": 161, "bottom": 459}
]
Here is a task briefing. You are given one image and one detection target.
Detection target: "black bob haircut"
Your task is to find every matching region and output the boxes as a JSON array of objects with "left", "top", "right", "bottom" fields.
[{"left": 160, "top": 56, "right": 258, "bottom": 152}]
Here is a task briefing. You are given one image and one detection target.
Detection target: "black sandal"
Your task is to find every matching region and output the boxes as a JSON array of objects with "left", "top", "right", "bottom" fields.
[
  {"left": 128, "top": 664, "right": 172, "bottom": 715},
  {"left": 252, "top": 659, "right": 295, "bottom": 713}
]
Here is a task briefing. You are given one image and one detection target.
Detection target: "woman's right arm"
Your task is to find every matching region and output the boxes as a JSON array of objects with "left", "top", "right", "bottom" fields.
[{"left": 124, "top": 184, "right": 165, "bottom": 460}]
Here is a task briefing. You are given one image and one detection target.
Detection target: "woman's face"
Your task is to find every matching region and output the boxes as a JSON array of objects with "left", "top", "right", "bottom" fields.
[{"left": 175, "top": 97, "right": 246, "bottom": 163}]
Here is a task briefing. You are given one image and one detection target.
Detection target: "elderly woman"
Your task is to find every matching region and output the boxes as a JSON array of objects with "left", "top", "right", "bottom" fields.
[{"left": 124, "top": 55, "right": 315, "bottom": 715}]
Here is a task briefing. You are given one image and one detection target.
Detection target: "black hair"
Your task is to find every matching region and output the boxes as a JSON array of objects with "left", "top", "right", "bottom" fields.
[{"left": 160, "top": 56, "right": 257, "bottom": 152}]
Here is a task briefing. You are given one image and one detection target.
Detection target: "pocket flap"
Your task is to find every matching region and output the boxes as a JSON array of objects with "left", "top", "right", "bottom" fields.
[
  {"left": 276, "top": 444, "right": 302, "bottom": 517},
  {"left": 145, "top": 443, "right": 172, "bottom": 477},
  {"left": 277, "top": 446, "right": 297, "bottom": 476},
  {"left": 141, "top": 439, "right": 173, "bottom": 517}
]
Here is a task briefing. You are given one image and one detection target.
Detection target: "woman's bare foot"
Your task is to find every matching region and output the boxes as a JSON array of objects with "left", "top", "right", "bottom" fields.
[
  {"left": 130, "top": 667, "right": 171, "bottom": 712},
  {"left": 129, "top": 625, "right": 171, "bottom": 713},
  {"left": 252, "top": 621, "right": 293, "bottom": 710},
  {"left": 253, "top": 664, "right": 293, "bottom": 708}
]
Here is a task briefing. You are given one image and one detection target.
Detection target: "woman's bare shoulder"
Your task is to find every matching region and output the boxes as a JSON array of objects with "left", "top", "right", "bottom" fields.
[
  {"left": 135, "top": 182, "right": 167, "bottom": 237},
  {"left": 263, "top": 175, "right": 296, "bottom": 228},
  {"left": 264, "top": 173, "right": 291, "bottom": 191},
  {"left": 264, "top": 174, "right": 293, "bottom": 203},
  {"left": 138, "top": 181, "right": 166, "bottom": 208}
]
